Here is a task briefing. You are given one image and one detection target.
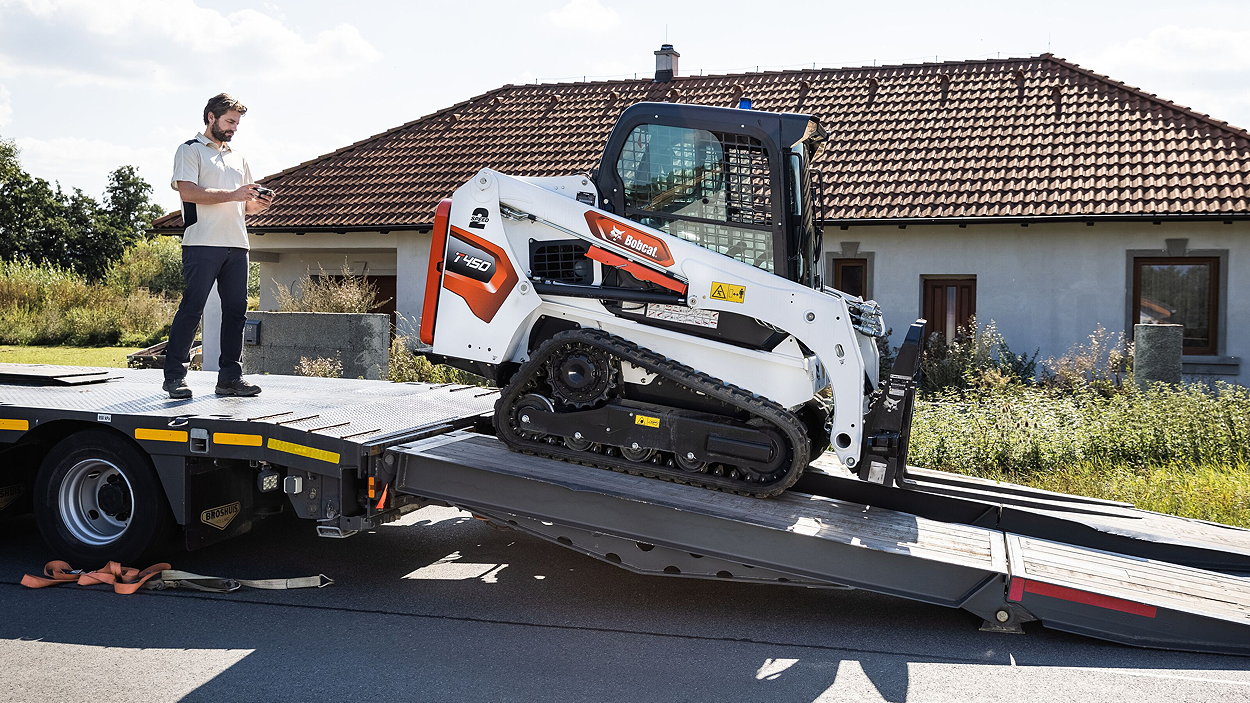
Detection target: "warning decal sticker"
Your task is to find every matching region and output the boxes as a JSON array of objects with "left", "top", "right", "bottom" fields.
[{"left": 709, "top": 281, "right": 746, "bottom": 303}]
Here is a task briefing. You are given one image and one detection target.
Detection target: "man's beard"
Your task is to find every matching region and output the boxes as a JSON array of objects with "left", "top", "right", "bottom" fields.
[{"left": 210, "top": 124, "right": 234, "bottom": 142}]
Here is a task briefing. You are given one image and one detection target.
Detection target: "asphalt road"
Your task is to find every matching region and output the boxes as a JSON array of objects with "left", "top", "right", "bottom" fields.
[{"left": 3, "top": 506, "right": 1249, "bottom": 703}]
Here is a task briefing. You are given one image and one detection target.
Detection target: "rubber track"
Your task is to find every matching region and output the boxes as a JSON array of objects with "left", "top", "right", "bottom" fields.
[{"left": 494, "top": 328, "right": 811, "bottom": 497}]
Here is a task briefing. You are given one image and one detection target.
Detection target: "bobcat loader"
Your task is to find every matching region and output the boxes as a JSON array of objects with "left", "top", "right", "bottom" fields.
[{"left": 420, "top": 102, "right": 924, "bottom": 496}]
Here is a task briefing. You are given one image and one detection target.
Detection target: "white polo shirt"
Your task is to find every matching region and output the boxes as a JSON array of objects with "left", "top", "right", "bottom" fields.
[{"left": 171, "top": 133, "right": 253, "bottom": 249}]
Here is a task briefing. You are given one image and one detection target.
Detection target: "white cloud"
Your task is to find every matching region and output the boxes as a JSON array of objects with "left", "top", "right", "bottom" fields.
[
  {"left": 547, "top": 0, "right": 620, "bottom": 31},
  {"left": 15, "top": 134, "right": 173, "bottom": 202},
  {"left": 0, "top": 0, "right": 381, "bottom": 89},
  {"left": 0, "top": 84, "right": 11, "bottom": 128}
]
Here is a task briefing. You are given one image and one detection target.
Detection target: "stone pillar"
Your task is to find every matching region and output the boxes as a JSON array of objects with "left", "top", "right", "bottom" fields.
[{"left": 1134, "top": 323, "right": 1182, "bottom": 389}]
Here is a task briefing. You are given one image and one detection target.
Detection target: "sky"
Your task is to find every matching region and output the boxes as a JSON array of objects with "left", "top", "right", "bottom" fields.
[{"left": 1, "top": 0, "right": 1248, "bottom": 212}]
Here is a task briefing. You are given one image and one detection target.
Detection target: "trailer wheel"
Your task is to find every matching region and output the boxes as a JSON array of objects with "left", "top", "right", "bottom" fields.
[{"left": 33, "top": 429, "right": 175, "bottom": 564}]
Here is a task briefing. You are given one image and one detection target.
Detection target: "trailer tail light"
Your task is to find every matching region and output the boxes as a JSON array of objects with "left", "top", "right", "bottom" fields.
[
  {"left": 420, "top": 199, "right": 454, "bottom": 346},
  {"left": 367, "top": 476, "right": 390, "bottom": 510}
]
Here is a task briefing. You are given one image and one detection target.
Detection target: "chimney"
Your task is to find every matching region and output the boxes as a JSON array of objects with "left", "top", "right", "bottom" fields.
[{"left": 653, "top": 44, "right": 680, "bottom": 82}]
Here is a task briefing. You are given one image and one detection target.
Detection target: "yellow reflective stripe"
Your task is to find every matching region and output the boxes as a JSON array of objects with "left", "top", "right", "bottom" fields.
[
  {"left": 0, "top": 419, "right": 30, "bottom": 431},
  {"left": 135, "top": 428, "right": 188, "bottom": 443},
  {"left": 214, "top": 432, "right": 263, "bottom": 447},
  {"left": 268, "top": 438, "right": 340, "bottom": 464}
]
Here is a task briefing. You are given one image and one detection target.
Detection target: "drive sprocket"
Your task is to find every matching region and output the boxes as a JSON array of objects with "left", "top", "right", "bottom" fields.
[{"left": 545, "top": 342, "right": 617, "bottom": 408}]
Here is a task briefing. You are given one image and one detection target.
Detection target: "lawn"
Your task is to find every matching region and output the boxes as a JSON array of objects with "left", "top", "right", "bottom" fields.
[{"left": 0, "top": 345, "right": 142, "bottom": 368}]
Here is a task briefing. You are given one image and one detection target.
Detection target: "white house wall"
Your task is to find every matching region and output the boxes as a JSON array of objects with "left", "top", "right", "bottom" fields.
[
  {"left": 825, "top": 221, "right": 1247, "bottom": 384},
  {"left": 249, "top": 232, "right": 399, "bottom": 311}
]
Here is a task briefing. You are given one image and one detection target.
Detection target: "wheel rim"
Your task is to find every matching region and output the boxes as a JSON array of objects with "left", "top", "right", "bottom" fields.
[
  {"left": 57, "top": 458, "right": 133, "bottom": 546},
  {"left": 620, "top": 445, "right": 656, "bottom": 462}
]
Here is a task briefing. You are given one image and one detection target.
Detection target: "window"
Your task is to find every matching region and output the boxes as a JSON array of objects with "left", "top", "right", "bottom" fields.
[
  {"left": 832, "top": 258, "right": 867, "bottom": 298},
  {"left": 922, "top": 277, "right": 976, "bottom": 341},
  {"left": 1132, "top": 257, "right": 1219, "bottom": 355},
  {"left": 616, "top": 123, "right": 776, "bottom": 272}
]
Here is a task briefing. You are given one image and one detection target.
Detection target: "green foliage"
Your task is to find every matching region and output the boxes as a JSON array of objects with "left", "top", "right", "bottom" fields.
[
  {"left": 275, "top": 262, "right": 389, "bottom": 313},
  {"left": 388, "top": 334, "right": 484, "bottom": 385},
  {"left": 0, "top": 259, "right": 174, "bottom": 346},
  {"left": 909, "top": 381, "right": 1250, "bottom": 526},
  {"left": 920, "top": 317, "right": 1038, "bottom": 392},
  {"left": 0, "top": 136, "right": 164, "bottom": 280},
  {"left": 105, "top": 236, "right": 184, "bottom": 296}
]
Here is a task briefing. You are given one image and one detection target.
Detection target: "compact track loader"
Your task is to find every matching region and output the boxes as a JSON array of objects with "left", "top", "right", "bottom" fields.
[{"left": 421, "top": 102, "right": 924, "bottom": 496}]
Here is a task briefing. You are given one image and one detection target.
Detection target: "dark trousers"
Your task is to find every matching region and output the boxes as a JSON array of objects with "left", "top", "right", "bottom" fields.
[{"left": 164, "top": 246, "right": 249, "bottom": 383}]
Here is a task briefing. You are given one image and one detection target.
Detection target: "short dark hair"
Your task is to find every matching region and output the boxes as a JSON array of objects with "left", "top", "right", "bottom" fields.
[{"left": 203, "top": 93, "right": 247, "bottom": 125}]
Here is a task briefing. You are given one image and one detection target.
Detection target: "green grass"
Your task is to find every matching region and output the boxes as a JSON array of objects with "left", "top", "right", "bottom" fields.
[
  {"left": 0, "top": 345, "right": 142, "bottom": 367},
  {"left": 910, "top": 382, "right": 1250, "bottom": 527}
]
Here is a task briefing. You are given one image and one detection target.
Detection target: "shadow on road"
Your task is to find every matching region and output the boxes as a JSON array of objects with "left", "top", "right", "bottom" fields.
[{"left": 3, "top": 509, "right": 1247, "bottom": 703}]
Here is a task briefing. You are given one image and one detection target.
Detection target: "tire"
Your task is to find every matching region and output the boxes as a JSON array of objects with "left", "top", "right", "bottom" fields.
[{"left": 33, "top": 429, "right": 176, "bottom": 564}]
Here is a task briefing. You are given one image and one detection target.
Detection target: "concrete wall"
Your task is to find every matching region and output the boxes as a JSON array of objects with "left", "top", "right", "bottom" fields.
[
  {"left": 824, "top": 220, "right": 1248, "bottom": 384},
  {"left": 242, "top": 311, "right": 390, "bottom": 379}
]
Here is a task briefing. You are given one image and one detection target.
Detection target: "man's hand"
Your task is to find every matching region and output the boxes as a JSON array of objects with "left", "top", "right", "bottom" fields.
[{"left": 245, "top": 184, "right": 275, "bottom": 214}]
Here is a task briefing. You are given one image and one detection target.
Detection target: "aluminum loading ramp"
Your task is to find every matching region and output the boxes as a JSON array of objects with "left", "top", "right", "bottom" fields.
[{"left": 391, "top": 432, "right": 1250, "bottom": 656}]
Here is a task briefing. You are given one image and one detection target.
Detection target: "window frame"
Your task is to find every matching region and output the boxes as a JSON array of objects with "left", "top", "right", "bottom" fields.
[
  {"left": 1130, "top": 255, "right": 1221, "bottom": 356},
  {"left": 921, "top": 276, "right": 977, "bottom": 342}
]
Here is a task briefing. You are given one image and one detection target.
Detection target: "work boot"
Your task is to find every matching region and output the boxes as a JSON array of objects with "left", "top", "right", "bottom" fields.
[
  {"left": 162, "top": 378, "right": 192, "bottom": 399},
  {"left": 215, "top": 377, "right": 262, "bottom": 397}
]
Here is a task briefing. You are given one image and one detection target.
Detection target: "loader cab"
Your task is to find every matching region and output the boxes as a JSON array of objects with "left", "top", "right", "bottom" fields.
[{"left": 594, "top": 102, "right": 826, "bottom": 289}]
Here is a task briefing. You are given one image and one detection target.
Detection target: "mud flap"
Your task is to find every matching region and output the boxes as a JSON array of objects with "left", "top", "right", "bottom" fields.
[{"left": 183, "top": 458, "right": 258, "bottom": 550}]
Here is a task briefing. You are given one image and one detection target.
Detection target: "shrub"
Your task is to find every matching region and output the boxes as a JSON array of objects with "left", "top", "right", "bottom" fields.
[
  {"left": 910, "top": 381, "right": 1250, "bottom": 475},
  {"left": 275, "top": 262, "right": 389, "bottom": 313},
  {"left": 0, "top": 258, "right": 174, "bottom": 346},
  {"left": 920, "top": 317, "right": 1038, "bottom": 392},
  {"left": 104, "top": 236, "right": 183, "bottom": 297},
  {"left": 294, "top": 354, "right": 343, "bottom": 378},
  {"left": 1041, "top": 324, "right": 1132, "bottom": 393},
  {"left": 388, "top": 334, "right": 485, "bottom": 385}
]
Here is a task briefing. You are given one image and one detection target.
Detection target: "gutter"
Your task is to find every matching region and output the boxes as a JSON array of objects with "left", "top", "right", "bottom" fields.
[{"left": 823, "top": 213, "right": 1250, "bottom": 228}]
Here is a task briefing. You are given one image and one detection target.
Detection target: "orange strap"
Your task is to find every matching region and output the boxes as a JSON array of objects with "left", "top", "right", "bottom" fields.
[
  {"left": 19, "top": 560, "right": 81, "bottom": 588},
  {"left": 22, "top": 560, "right": 171, "bottom": 595}
]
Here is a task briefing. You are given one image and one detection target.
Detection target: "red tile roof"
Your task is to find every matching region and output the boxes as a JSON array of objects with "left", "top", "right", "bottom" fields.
[{"left": 152, "top": 54, "right": 1250, "bottom": 232}]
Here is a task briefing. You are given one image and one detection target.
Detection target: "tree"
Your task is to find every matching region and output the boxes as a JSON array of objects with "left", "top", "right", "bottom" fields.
[{"left": 0, "top": 136, "right": 165, "bottom": 280}]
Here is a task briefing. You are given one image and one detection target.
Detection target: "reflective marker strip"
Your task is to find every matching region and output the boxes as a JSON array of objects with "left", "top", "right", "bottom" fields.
[
  {"left": 1009, "top": 578, "right": 1157, "bottom": 618},
  {"left": 268, "top": 438, "right": 340, "bottom": 464},
  {"left": 0, "top": 419, "right": 29, "bottom": 431},
  {"left": 135, "top": 428, "right": 189, "bottom": 443},
  {"left": 214, "top": 432, "right": 263, "bottom": 447}
]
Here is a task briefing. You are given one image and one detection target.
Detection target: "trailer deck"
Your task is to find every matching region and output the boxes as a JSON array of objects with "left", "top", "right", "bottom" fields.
[
  {"left": 392, "top": 431, "right": 1250, "bottom": 655},
  {"left": 3, "top": 363, "right": 1249, "bottom": 655}
]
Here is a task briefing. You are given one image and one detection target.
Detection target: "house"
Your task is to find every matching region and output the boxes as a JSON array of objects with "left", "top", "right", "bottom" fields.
[{"left": 154, "top": 49, "right": 1250, "bottom": 383}]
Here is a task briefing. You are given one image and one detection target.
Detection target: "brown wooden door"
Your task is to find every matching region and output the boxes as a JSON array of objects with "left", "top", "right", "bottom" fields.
[{"left": 922, "top": 278, "right": 976, "bottom": 340}]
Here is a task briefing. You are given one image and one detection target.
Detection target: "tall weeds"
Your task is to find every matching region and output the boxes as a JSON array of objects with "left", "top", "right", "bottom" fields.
[
  {"left": 275, "top": 262, "right": 388, "bottom": 313},
  {"left": 0, "top": 259, "right": 174, "bottom": 346}
]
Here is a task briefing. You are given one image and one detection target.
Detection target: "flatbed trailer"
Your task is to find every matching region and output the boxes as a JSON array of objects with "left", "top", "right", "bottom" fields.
[{"left": 2, "top": 363, "right": 1248, "bottom": 655}]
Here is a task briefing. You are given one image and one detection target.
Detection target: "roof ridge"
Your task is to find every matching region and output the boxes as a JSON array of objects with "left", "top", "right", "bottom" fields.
[
  {"left": 507, "top": 54, "right": 1056, "bottom": 90},
  {"left": 1042, "top": 54, "right": 1250, "bottom": 140}
]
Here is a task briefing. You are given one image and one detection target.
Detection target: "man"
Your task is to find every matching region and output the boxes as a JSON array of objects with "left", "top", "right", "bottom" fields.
[{"left": 162, "top": 93, "right": 272, "bottom": 399}]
